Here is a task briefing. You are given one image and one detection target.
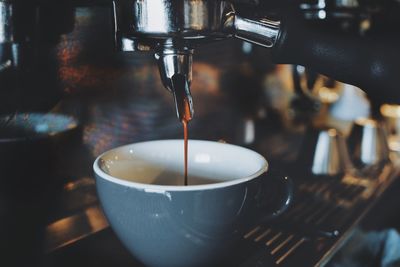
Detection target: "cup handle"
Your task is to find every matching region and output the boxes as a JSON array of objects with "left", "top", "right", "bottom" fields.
[{"left": 259, "top": 168, "right": 293, "bottom": 221}]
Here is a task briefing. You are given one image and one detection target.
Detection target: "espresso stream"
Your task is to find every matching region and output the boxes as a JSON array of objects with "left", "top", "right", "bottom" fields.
[
  {"left": 170, "top": 73, "right": 192, "bottom": 185},
  {"left": 181, "top": 96, "right": 192, "bottom": 186}
]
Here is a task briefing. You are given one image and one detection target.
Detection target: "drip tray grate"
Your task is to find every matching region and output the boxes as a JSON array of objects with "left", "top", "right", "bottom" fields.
[{"left": 239, "top": 163, "right": 400, "bottom": 267}]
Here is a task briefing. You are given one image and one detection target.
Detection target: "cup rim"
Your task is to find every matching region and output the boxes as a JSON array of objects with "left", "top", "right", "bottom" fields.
[{"left": 93, "top": 139, "right": 269, "bottom": 192}]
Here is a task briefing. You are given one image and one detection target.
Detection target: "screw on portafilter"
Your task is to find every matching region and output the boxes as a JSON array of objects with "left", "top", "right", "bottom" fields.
[{"left": 112, "top": 0, "right": 280, "bottom": 120}]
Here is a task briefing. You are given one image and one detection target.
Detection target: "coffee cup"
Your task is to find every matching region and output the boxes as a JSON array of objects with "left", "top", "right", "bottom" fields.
[{"left": 94, "top": 140, "right": 292, "bottom": 267}]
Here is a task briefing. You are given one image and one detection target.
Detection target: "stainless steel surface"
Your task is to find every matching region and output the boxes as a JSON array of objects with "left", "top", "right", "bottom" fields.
[
  {"left": 0, "top": 59, "right": 11, "bottom": 72},
  {"left": 0, "top": 0, "right": 76, "bottom": 117},
  {"left": 45, "top": 205, "right": 108, "bottom": 253},
  {"left": 113, "top": 0, "right": 236, "bottom": 120},
  {"left": 224, "top": 15, "right": 280, "bottom": 48},
  {"left": 241, "top": 158, "right": 400, "bottom": 267},
  {"left": 113, "top": 0, "right": 280, "bottom": 119},
  {"left": 348, "top": 118, "right": 390, "bottom": 170},
  {"left": 0, "top": 1, "right": 16, "bottom": 73},
  {"left": 301, "top": 128, "right": 352, "bottom": 176},
  {"left": 0, "top": 1, "right": 12, "bottom": 44},
  {"left": 115, "top": 0, "right": 231, "bottom": 41},
  {"left": 114, "top": 0, "right": 280, "bottom": 43},
  {"left": 312, "top": 129, "right": 350, "bottom": 176},
  {"left": 114, "top": 0, "right": 280, "bottom": 50},
  {"left": 155, "top": 46, "right": 194, "bottom": 120}
]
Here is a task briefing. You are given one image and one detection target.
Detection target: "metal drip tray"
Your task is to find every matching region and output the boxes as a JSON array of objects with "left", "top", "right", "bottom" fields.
[{"left": 237, "top": 163, "right": 400, "bottom": 267}]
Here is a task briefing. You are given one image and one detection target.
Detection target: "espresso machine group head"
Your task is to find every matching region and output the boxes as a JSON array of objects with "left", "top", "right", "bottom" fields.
[
  {"left": 2, "top": 0, "right": 400, "bottom": 120},
  {"left": 113, "top": 0, "right": 280, "bottom": 121},
  {"left": 114, "top": 0, "right": 400, "bottom": 116}
]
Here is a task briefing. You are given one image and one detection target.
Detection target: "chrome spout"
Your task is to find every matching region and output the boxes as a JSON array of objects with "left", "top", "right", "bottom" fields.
[
  {"left": 155, "top": 47, "right": 193, "bottom": 121},
  {"left": 171, "top": 73, "right": 193, "bottom": 122}
]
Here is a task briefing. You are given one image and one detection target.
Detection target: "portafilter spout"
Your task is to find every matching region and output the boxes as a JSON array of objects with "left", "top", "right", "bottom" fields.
[{"left": 155, "top": 46, "right": 194, "bottom": 122}]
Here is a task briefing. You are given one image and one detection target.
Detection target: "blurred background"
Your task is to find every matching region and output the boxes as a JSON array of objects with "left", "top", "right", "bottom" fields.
[{"left": 2, "top": 0, "right": 400, "bottom": 266}]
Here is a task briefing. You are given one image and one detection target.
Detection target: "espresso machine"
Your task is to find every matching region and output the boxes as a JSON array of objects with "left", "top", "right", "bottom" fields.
[
  {"left": 2, "top": 0, "right": 400, "bottom": 267},
  {"left": 1, "top": 0, "right": 400, "bottom": 120}
]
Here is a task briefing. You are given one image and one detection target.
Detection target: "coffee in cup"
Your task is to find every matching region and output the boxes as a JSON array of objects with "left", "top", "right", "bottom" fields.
[{"left": 94, "top": 140, "right": 292, "bottom": 267}]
